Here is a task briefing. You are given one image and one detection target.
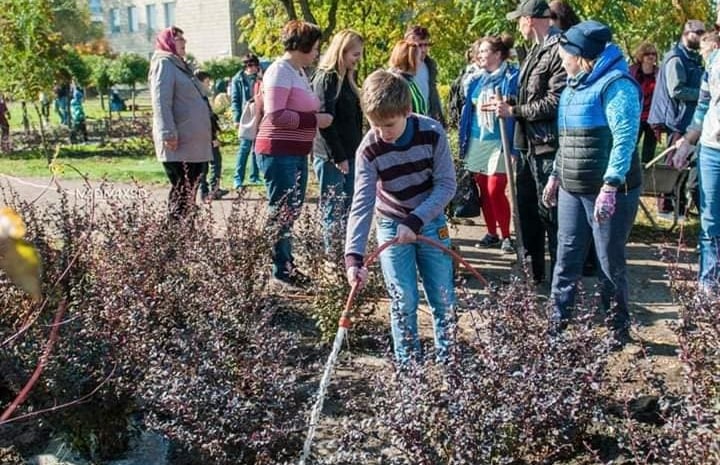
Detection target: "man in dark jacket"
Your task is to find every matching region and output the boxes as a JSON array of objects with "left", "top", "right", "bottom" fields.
[
  {"left": 404, "top": 25, "right": 446, "bottom": 126},
  {"left": 492, "top": 0, "right": 566, "bottom": 284},
  {"left": 648, "top": 20, "right": 705, "bottom": 216}
]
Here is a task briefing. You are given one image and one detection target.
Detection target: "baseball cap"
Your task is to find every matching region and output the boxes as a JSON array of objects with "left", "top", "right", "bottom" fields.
[
  {"left": 506, "top": 0, "right": 551, "bottom": 21},
  {"left": 684, "top": 20, "right": 706, "bottom": 34}
]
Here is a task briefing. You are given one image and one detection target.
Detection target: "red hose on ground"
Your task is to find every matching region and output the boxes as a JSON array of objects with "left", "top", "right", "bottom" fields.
[{"left": 338, "top": 235, "right": 488, "bottom": 329}]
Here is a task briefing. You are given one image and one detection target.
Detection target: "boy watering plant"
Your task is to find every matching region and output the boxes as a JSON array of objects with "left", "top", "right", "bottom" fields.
[{"left": 344, "top": 69, "right": 457, "bottom": 364}]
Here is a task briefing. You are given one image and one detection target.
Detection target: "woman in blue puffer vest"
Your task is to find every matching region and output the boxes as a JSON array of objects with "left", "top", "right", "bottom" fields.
[{"left": 541, "top": 20, "right": 641, "bottom": 349}]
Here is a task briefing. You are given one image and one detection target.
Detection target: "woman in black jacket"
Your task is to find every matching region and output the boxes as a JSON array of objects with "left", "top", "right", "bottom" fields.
[{"left": 311, "top": 29, "right": 364, "bottom": 256}]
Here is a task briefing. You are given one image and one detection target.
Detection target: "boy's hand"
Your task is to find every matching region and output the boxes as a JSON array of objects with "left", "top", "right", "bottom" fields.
[
  {"left": 396, "top": 224, "right": 417, "bottom": 244},
  {"left": 346, "top": 266, "right": 368, "bottom": 288}
]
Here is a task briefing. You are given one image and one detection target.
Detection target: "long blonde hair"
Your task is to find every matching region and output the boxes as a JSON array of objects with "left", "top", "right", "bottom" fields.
[{"left": 318, "top": 29, "right": 364, "bottom": 97}]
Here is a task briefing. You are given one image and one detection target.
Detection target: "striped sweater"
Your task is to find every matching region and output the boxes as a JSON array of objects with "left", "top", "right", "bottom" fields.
[
  {"left": 345, "top": 115, "right": 456, "bottom": 268},
  {"left": 255, "top": 59, "right": 320, "bottom": 156}
]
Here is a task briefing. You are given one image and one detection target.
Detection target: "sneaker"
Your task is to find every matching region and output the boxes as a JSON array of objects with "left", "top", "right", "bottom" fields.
[
  {"left": 212, "top": 188, "right": 229, "bottom": 200},
  {"left": 657, "top": 212, "right": 674, "bottom": 221},
  {"left": 249, "top": 177, "right": 262, "bottom": 184},
  {"left": 476, "top": 234, "right": 500, "bottom": 247},
  {"left": 501, "top": 238, "right": 515, "bottom": 254},
  {"left": 610, "top": 326, "right": 633, "bottom": 351}
]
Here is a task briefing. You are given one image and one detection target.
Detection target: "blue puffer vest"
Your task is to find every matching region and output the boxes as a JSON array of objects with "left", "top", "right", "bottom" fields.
[
  {"left": 557, "top": 45, "right": 642, "bottom": 195},
  {"left": 647, "top": 42, "right": 704, "bottom": 133}
]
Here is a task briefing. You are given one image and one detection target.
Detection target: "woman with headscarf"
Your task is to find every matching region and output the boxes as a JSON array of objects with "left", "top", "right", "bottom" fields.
[
  {"left": 542, "top": 21, "right": 642, "bottom": 348},
  {"left": 149, "top": 26, "right": 212, "bottom": 219}
]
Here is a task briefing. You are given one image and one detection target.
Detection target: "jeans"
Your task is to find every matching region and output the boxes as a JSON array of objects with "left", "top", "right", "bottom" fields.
[
  {"left": 257, "top": 154, "right": 308, "bottom": 280},
  {"left": 551, "top": 186, "right": 640, "bottom": 329},
  {"left": 516, "top": 152, "right": 558, "bottom": 282},
  {"left": 697, "top": 144, "right": 720, "bottom": 291},
  {"left": 376, "top": 215, "right": 456, "bottom": 364},
  {"left": 234, "top": 138, "right": 261, "bottom": 188},
  {"left": 199, "top": 146, "right": 222, "bottom": 195},
  {"left": 162, "top": 161, "right": 205, "bottom": 220},
  {"left": 312, "top": 156, "right": 355, "bottom": 256}
]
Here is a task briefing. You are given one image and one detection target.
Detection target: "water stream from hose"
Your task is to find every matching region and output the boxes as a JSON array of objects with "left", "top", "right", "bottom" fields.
[{"left": 298, "top": 235, "right": 489, "bottom": 464}]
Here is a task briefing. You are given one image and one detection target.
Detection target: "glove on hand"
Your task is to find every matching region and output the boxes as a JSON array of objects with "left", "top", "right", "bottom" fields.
[
  {"left": 542, "top": 176, "right": 560, "bottom": 208},
  {"left": 671, "top": 139, "right": 694, "bottom": 170},
  {"left": 594, "top": 189, "right": 616, "bottom": 223}
]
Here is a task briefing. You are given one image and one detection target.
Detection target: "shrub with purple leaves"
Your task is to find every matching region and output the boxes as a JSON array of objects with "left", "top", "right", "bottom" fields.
[
  {"left": 0, "top": 185, "right": 306, "bottom": 463},
  {"left": 317, "top": 278, "right": 612, "bottom": 464}
]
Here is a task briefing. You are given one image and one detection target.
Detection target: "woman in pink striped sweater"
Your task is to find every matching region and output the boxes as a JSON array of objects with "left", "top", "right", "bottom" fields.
[{"left": 256, "top": 20, "right": 333, "bottom": 291}]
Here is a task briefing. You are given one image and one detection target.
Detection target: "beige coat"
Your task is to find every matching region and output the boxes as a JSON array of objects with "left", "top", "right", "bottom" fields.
[{"left": 149, "top": 52, "right": 212, "bottom": 163}]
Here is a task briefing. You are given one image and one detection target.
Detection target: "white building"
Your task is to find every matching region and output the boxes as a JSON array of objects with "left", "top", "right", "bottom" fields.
[{"left": 93, "top": 0, "right": 250, "bottom": 62}]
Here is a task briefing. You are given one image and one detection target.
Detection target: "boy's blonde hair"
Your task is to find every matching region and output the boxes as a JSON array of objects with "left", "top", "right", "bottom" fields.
[{"left": 361, "top": 69, "right": 411, "bottom": 121}]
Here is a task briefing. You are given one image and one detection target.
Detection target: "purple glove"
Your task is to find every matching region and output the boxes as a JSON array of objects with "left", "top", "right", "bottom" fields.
[{"left": 594, "top": 189, "right": 616, "bottom": 223}]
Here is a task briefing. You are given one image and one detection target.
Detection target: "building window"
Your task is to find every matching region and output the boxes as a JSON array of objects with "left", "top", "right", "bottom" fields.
[
  {"left": 89, "top": 0, "right": 102, "bottom": 22},
  {"left": 127, "top": 6, "right": 139, "bottom": 32},
  {"left": 110, "top": 8, "right": 121, "bottom": 34},
  {"left": 146, "top": 4, "right": 157, "bottom": 32},
  {"left": 163, "top": 2, "right": 176, "bottom": 28}
]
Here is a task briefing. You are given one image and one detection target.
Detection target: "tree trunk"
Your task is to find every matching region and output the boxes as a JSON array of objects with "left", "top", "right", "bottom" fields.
[{"left": 131, "top": 85, "right": 137, "bottom": 120}]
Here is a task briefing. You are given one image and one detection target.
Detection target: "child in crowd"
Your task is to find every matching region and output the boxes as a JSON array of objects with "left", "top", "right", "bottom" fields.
[
  {"left": 195, "top": 71, "right": 227, "bottom": 201},
  {"left": 344, "top": 69, "right": 457, "bottom": 364}
]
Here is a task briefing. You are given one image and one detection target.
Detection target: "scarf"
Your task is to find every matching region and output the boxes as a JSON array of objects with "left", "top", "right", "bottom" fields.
[{"left": 155, "top": 27, "right": 178, "bottom": 55}]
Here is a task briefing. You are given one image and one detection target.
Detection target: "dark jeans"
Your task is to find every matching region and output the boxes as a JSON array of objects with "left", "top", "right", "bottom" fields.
[
  {"left": 162, "top": 161, "right": 204, "bottom": 220},
  {"left": 199, "top": 146, "right": 222, "bottom": 195},
  {"left": 257, "top": 154, "right": 308, "bottom": 280},
  {"left": 551, "top": 186, "right": 640, "bottom": 328},
  {"left": 637, "top": 121, "right": 658, "bottom": 165},
  {"left": 516, "top": 152, "right": 558, "bottom": 282}
]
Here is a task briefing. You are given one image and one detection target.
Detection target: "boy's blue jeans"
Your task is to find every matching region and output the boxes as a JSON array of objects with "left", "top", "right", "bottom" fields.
[
  {"left": 698, "top": 144, "right": 720, "bottom": 291},
  {"left": 312, "top": 155, "right": 355, "bottom": 256},
  {"left": 234, "top": 138, "right": 261, "bottom": 188},
  {"left": 376, "top": 215, "right": 455, "bottom": 364},
  {"left": 551, "top": 186, "right": 640, "bottom": 329},
  {"left": 257, "top": 154, "right": 308, "bottom": 280}
]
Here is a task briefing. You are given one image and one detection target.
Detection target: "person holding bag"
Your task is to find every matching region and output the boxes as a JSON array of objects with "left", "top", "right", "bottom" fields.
[{"left": 232, "top": 54, "right": 263, "bottom": 189}]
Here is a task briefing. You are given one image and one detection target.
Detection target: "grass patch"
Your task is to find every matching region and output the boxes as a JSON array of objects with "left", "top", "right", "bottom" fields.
[{"left": 0, "top": 143, "right": 244, "bottom": 186}]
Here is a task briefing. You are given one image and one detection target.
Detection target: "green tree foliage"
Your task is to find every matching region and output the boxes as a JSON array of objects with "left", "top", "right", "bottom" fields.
[
  {"left": 108, "top": 53, "right": 150, "bottom": 119},
  {"left": 201, "top": 56, "right": 244, "bottom": 80},
  {"left": 0, "top": 0, "right": 64, "bottom": 101},
  {"left": 52, "top": 0, "right": 104, "bottom": 47},
  {"left": 62, "top": 45, "right": 92, "bottom": 87},
  {"left": 83, "top": 55, "right": 114, "bottom": 112},
  {"left": 240, "top": 0, "right": 715, "bottom": 86}
]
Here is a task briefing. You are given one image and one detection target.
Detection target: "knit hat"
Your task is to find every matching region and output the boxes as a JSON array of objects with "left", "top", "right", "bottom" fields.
[
  {"left": 506, "top": 0, "right": 551, "bottom": 21},
  {"left": 560, "top": 20, "right": 612, "bottom": 60}
]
